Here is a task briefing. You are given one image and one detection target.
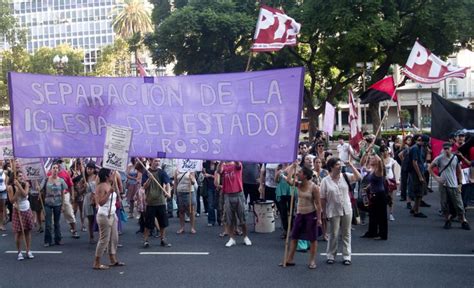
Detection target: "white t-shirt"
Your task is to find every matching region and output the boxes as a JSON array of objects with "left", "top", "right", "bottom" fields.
[
  {"left": 337, "top": 143, "right": 352, "bottom": 163},
  {"left": 384, "top": 158, "right": 396, "bottom": 180},
  {"left": 320, "top": 173, "right": 354, "bottom": 218}
]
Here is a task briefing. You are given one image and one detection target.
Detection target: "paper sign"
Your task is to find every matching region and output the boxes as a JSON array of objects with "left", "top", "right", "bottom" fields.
[
  {"left": 102, "top": 124, "right": 133, "bottom": 172},
  {"left": 176, "top": 159, "right": 203, "bottom": 172},
  {"left": 0, "top": 126, "right": 13, "bottom": 160},
  {"left": 18, "top": 158, "right": 46, "bottom": 180}
]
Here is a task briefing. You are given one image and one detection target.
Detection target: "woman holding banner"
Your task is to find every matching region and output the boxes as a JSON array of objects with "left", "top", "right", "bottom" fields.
[
  {"left": 70, "top": 159, "right": 87, "bottom": 232},
  {"left": 280, "top": 165, "right": 321, "bottom": 269},
  {"left": 0, "top": 161, "right": 8, "bottom": 231},
  {"left": 174, "top": 169, "right": 197, "bottom": 234},
  {"left": 83, "top": 161, "right": 98, "bottom": 244},
  {"left": 93, "top": 168, "right": 124, "bottom": 270},
  {"left": 7, "top": 170, "right": 35, "bottom": 260}
]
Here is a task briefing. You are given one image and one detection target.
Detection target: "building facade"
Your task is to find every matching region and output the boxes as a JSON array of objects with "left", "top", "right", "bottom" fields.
[{"left": 8, "top": 0, "right": 118, "bottom": 73}]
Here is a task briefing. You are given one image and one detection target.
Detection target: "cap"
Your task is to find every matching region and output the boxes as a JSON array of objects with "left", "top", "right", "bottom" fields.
[
  {"left": 86, "top": 161, "right": 96, "bottom": 169},
  {"left": 442, "top": 142, "right": 451, "bottom": 149}
]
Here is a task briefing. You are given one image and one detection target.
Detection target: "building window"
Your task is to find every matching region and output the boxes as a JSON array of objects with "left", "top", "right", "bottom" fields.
[{"left": 448, "top": 80, "right": 458, "bottom": 98}]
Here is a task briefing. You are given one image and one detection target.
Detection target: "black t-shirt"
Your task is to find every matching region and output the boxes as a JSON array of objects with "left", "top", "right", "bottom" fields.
[{"left": 203, "top": 161, "right": 217, "bottom": 189}]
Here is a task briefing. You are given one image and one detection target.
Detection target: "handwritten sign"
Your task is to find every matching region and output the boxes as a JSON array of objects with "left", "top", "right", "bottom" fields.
[
  {"left": 0, "top": 126, "right": 13, "bottom": 160},
  {"left": 8, "top": 68, "right": 304, "bottom": 163},
  {"left": 102, "top": 124, "right": 132, "bottom": 172},
  {"left": 176, "top": 159, "right": 203, "bottom": 172},
  {"left": 18, "top": 158, "right": 46, "bottom": 180}
]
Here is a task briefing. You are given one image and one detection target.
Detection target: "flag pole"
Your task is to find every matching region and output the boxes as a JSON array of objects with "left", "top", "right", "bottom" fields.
[
  {"left": 136, "top": 158, "right": 166, "bottom": 192},
  {"left": 282, "top": 164, "right": 297, "bottom": 267},
  {"left": 245, "top": 53, "right": 253, "bottom": 72},
  {"left": 372, "top": 79, "right": 403, "bottom": 140}
]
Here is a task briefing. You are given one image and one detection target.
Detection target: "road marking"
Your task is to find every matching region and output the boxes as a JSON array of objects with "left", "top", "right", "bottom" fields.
[
  {"left": 5, "top": 251, "right": 63, "bottom": 254},
  {"left": 140, "top": 252, "right": 210, "bottom": 255},
  {"left": 320, "top": 253, "right": 474, "bottom": 257}
]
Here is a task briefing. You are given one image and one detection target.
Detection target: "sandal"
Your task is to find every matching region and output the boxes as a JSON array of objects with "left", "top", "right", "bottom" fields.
[
  {"left": 93, "top": 264, "right": 110, "bottom": 270},
  {"left": 342, "top": 260, "right": 352, "bottom": 265},
  {"left": 190, "top": 229, "right": 196, "bottom": 234},
  {"left": 110, "top": 262, "right": 126, "bottom": 267},
  {"left": 219, "top": 232, "right": 228, "bottom": 238},
  {"left": 176, "top": 228, "right": 184, "bottom": 234},
  {"left": 326, "top": 259, "right": 335, "bottom": 264},
  {"left": 308, "top": 263, "right": 317, "bottom": 269},
  {"left": 278, "top": 262, "right": 296, "bottom": 267}
]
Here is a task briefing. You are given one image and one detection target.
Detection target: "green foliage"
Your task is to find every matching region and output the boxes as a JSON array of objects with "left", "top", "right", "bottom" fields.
[
  {"left": 112, "top": 0, "right": 153, "bottom": 39},
  {"left": 399, "top": 109, "right": 411, "bottom": 123},
  {"left": 0, "top": 1, "right": 15, "bottom": 37},
  {"left": 94, "top": 38, "right": 132, "bottom": 76},
  {"left": 30, "top": 44, "right": 84, "bottom": 76}
]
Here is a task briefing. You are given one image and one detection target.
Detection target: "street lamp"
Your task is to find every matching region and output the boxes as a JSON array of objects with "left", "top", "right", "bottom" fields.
[{"left": 53, "top": 55, "right": 69, "bottom": 75}]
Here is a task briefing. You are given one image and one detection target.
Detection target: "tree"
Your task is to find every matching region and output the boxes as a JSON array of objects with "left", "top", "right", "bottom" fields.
[
  {"left": 146, "top": 0, "right": 474, "bottom": 138},
  {"left": 30, "top": 44, "right": 84, "bottom": 76},
  {"left": 112, "top": 0, "right": 153, "bottom": 39},
  {"left": 0, "top": 1, "right": 15, "bottom": 36},
  {"left": 94, "top": 38, "right": 132, "bottom": 76}
]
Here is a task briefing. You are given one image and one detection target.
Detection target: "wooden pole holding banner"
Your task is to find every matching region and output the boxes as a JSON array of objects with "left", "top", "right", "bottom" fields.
[
  {"left": 135, "top": 158, "right": 166, "bottom": 192},
  {"left": 282, "top": 164, "right": 297, "bottom": 267},
  {"left": 11, "top": 160, "right": 28, "bottom": 252},
  {"left": 34, "top": 179, "right": 46, "bottom": 221}
]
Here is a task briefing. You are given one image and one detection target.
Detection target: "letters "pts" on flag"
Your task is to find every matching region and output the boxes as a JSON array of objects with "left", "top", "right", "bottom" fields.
[{"left": 251, "top": 6, "right": 301, "bottom": 52}]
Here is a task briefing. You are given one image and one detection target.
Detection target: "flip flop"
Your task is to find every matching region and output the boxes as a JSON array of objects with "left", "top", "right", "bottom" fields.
[
  {"left": 308, "top": 263, "right": 317, "bottom": 269},
  {"left": 219, "top": 232, "right": 228, "bottom": 238},
  {"left": 110, "top": 262, "right": 125, "bottom": 267},
  {"left": 93, "top": 264, "right": 109, "bottom": 270},
  {"left": 176, "top": 229, "right": 184, "bottom": 234},
  {"left": 190, "top": 229, "right": 196, "bottom": 234},
  {"left": 278, "top": 262, "right": 296, "bottom": 267}
]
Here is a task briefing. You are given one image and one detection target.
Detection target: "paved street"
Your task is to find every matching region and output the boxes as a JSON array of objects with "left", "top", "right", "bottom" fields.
[{"left": 1, "top": 186, "right": 473, "bottom": 288}]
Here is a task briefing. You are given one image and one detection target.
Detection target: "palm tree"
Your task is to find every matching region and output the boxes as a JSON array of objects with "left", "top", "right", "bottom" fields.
[
  {"left": 112, "top": 0, "right": 153, "bottom": 39},
  {"left": 112, "top": 0, "right": 153, "bottom": 75}
]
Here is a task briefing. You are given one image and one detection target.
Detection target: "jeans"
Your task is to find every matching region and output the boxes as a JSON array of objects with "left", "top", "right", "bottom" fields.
[
  {"left": 367, "top": 193, "right": 388, "bottom": 239},
  {"left": 207, "top": 187, "right": 218, "bottom": 225},
  {"left": 196, "top": 186, "right": 209, "bottom": 214},
  {"left": 44, "top": 205, "right": 62, "bottom": 245},
  {"left": 277, "top": 195, "right": 293, "bottom": 232},
  {"left": 400, "top": 169, "right": 409, "bottom": 200}
]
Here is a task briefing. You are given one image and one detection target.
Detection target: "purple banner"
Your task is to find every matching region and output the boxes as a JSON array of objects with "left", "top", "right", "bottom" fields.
[{"left": 9, "top": 67, "right": 304, "bottom": 162}]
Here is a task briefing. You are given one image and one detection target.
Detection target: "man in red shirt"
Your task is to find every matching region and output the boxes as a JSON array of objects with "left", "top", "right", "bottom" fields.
[
  {"left": 218, "top": 161, "right": 252, "bottom": 247},
  {"left": 47, "top": 159, "right": 80, "bottom": 239}
]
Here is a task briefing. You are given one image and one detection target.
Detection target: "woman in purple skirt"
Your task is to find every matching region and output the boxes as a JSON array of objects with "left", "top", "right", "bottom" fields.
[{"left": 280, "top": 165, "right": 322, "bottom": 269}]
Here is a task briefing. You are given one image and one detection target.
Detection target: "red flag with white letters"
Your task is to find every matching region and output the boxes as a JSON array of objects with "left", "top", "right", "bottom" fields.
[
  {"left": 402, "top": 41, "right": 469, "bottom": 84},
  {"left": 251, "top": 6, "right": 301, "bottom": 52}
]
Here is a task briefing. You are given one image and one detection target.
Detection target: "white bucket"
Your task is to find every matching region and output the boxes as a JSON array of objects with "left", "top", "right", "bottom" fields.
[{"left": 254, "top": 200, "right": 275, "bottom": 233}]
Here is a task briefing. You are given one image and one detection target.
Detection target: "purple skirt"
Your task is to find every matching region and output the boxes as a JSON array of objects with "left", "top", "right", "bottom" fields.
[{"left": 291, "top": 211, "right": 318, "bottom": 242}]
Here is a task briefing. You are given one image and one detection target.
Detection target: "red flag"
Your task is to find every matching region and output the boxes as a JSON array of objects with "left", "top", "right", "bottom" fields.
[
  {"left": 251, "top": 6, "right": 301, "bottom": 52},
  {"left": 136, "top": 58, "right": 147, "bottom": 77},
  {"left": 348, "top": 90, "right": 362, "bottom": 152},
  {"left": 359, "top": 76, "right": 397, "bottom": 104},
  {"left": 402, "top": 41, "right": 469, "bottom": 84}
]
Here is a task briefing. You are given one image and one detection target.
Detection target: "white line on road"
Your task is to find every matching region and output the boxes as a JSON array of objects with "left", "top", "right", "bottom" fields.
[
  {"left": 320, "top": 253, "right": 474, "bottom": 257},
  {"left": 140, "top": 252, "right": 209, "bottom": 255},
  {"left": 5, "top": 251, "right": 63, "bottom": 254}
]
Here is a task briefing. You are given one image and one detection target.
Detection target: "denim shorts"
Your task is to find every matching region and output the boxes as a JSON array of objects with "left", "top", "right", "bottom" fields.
[{"left": 0, "top": 190, "right": 7, "bottom": 200}]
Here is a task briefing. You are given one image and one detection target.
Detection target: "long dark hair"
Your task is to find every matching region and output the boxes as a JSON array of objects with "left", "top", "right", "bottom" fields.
[{"left": 98, "top": 168, "right": 111, "bottom": 183}]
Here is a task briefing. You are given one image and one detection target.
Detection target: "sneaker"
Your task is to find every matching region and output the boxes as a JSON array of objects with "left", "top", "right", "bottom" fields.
[
  {"left": 17, "top": 252, "right": 24, "bottom": 261},
  {"left": 444, "top": 220, "right": 452, "bottom": 229},
  {"left": 207, "top": 223, "right": 213, "bottom": 227},
  {"left": 461, "top": 222, "right": 471, "bottom": 230},
  {"left": 406, "top": 202, "right": 412, "bottom": 210},
  {"left": 225, "top": 238, "right": 236, "bottom": 247},
  {"left": 243, "top": 236, "right": 252, "bottom": 246},
  {"left": 160, "top": 239, "right": 172, "bottom": 247},
  {"left": 185, "top": 216, "right": 190, "bottom": 223},
  {"left": 420, "top": 201, "right": 431, "bottom": 207},
  {"left": 26, "top": 251, "right": 34, "bottom": 259},
  {"left": 72, "top": 231, "right": 80, "bottom": 239},
  {"left": 143, "top": 241, "right": 149, "bottom": 248},
  {"left": 195, "top": 213, "right": 200, "bottom": 217},
  {"left": 389, "top": 214, "right": 395, "bottom": 221},
  {"left": 413, "top": 212, "right": 428, "bottom": 218}
]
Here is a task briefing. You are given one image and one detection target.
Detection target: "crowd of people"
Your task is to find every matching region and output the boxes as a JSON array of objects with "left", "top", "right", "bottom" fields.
[{"left": 0, "top": 129, "right": 473, "bottom": 269}]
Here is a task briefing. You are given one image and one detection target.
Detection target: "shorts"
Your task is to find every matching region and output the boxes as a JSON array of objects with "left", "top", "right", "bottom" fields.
[
  {"left": 440, "top": 186, "right": 465, "bottom": 216},
  {"left": 409, "top": 173, "right": 426, "bottom": 198},
  {"left": 0, "top": 190, "right": 7, "bottom": 200},
  {"left": 224, "top": 192, "right": 246, "bottom": 226},
  {"left": 291, "top": 211, "right": 318, "bottom": 242},
  {"left": 29, "top": 194, "right": 42, "bottom": 212},
  {"left": 177, "top": 191, "right": 196, "bottom": 211},
  {"left": 144, "top": 205, "right": 168, "bottom": 230}
]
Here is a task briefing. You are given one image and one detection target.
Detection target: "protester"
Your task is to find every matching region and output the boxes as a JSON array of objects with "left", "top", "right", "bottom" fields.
[
  {"left": 275, "top": 163, "right": 294, "bottom": 239},
  {"left": 49, "top": 159, "right": 80, "bottom": 239},
  {"left": 408, "top": 135, "right": 429, "bottom": 218},
  {"left": 93, "top": 168, "right": 124, "bottom": 270},
  {"left": 242, "top": 162, "right": 260, "bottom": 210},
  {"left": 133, "top": 184, "right": 146, "bottom": 234},
  {"left": 143, "top": 158, "right": 172, "bottom": 248},
  {"left": 398, "top": 135, "right": 413, "bottom": 205},
  {"left": 7, "top": 170, "right": 34, "bottom": 260},
  {"left": 42, "top": 163, "right": 67, "bottom": 247},
  {"left": 126, "top": 157, "right": 141, "bottom": 219},
  {"left": 203, "top": 160, "right": 218, "bottom": 226},
  {"left": 259, "top": 163, "right": 279, "bottom": 202},
  {"left": 381, "top": 145, "right": 397, "bottom": 221},
  {"left": 28, "top": 180, "right": 43, "bottom": 233},
  {"left": 429, "top": 143, "right": 471, "bottom": 230},
  {"left": 320, "top": 157, "right": 361, "bottom": 265},
  {"left": 174, "top": 168, "right": 197, "bottom": 234},
  {"left": 83, "top": 161, "right": 98, "bottom": 244},
  {"left": 0, "top": 161, "right": 9, "bottom": 231},
  {"left": 313, "top": 157, "right": 329, "bottom": 240},
  {"left": 70, "top": 159, "right": 86, "bottom": 232},
  {"left": 361, "top": 154, "right": 388, "bottom": 240},
  {"left": 280, "top": 166, "right": 321, "bottom": 269},
  {"left": 337, "top": 136, "right": 356, "bottom": 172},
  {"left": 219, "top": 161, "right": 252, "bottom": 247}
]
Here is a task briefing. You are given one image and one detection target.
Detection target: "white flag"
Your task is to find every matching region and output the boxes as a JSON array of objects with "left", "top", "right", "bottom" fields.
[{"left": 323, "top": 102, "right": 335, "bottom": 137}]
